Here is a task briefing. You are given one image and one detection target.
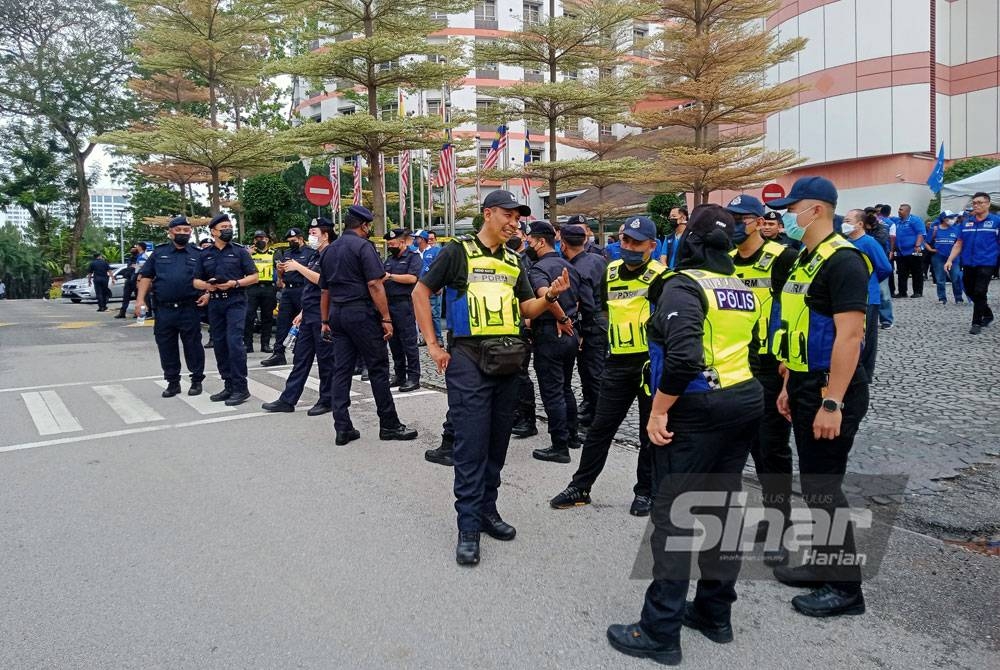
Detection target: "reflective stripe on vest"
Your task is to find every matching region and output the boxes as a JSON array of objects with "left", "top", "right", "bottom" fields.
[
  {"left": 774, "top": 237, "right": 872, "bottom": 372},
  {"left": 648, "top": 269, "right": 758, "bottom": 394},
  {"left": 445, "top": 237, "right": 522, "bottom": 337},
  {"left": 731, "top": 240, "right": 786, "bottom": 354},
  {"left": 606, "top": 258, "right": 666, "bottom": 355},
  {"left": 251, "top": 251, "right": 275, "bottom": 282}
]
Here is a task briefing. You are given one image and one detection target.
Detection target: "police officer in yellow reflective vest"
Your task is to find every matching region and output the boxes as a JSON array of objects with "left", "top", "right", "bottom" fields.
[
  {"left": 607, "top": 205, "right": 764, "bottom": 666},
  {"left": 549, "top": 216, "right": 666, "bottom": 517},
  {"left": 726, "top": 194, "right": 800, "bottom": 567},
  {"left": 244, "top": 230, "right": 277, "bottom": 353},
  {"left": 413, "top": 190, "right": 571, "bottom": 567},
  {"left": 767, "top": 176, "right": 872, "bottom": 619}
]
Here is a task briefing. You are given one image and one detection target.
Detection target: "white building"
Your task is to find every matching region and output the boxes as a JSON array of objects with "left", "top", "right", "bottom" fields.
[{"left": 1, "top": 188, "right": 129, "bottom": 232}]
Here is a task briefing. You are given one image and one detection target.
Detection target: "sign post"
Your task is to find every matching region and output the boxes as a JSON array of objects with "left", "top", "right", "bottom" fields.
[{"left": 304, "top": 175, "right": 334, "bottom": 208}]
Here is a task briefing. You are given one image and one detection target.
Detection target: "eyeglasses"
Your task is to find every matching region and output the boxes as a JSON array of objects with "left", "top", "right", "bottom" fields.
[{"left": 972, "top": 199, "right": 990, "bottom": 205}]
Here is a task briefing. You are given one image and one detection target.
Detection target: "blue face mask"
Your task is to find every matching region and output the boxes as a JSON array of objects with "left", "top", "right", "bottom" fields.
[
  {"left": 732, "top": 222, "right": 749, "bottom": 245},
  {"left": 782, "top": 211, "right": 810, "bottom": 241},
  {"left": 620, "top": 248, "right": 646, "bottom": 266}
]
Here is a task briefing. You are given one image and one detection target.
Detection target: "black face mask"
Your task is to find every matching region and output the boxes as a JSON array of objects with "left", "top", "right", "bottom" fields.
[
  {"left": 505, "top": 237, "right": 523, "bottom": 252},
  {"left": 388, "top": 246, "right": 402, "bottom": 257},
  {"left": 172, "top": 234, "right": 191, "bottom": 247},
  {"left": 218, "top": 228, "right": 234, "bottom": 242},
  {"left": 287, "top": 241, "right": 300, "bottom": 251},
  {"left": 254, "top": 240, "right": 267, "bottom": 251},
  {"left": 525, "top": 245, "right": 539, "bottom": 262}
]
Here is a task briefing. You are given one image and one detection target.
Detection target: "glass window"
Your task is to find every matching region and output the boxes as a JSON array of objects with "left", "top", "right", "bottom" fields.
[
  {"left": 523, "top": 1, "right": 542, "bottom": 25},
  {"left": 475, "top": 0, "right": 496, "bottom": 21}
]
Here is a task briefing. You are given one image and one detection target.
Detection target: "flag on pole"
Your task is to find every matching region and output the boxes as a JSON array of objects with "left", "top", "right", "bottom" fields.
[
  {"left": 352, "top": 155, "right": 363, "bottom": 206},
  {"left": 399, "top": 150, "right": 410, "bottom": 221},
  {"left": 436, "top": 140, "right": 454, "bottom": 189},
  {"left": 482, "top": 125, "right": 508, "bottom": 171},
  {"left": 927, "top": 143, "right": 946, "bottom": 193},
  {"left": 521, "top": 131, "right": 532, "bottom": 199},
  {"left": 329, "top": 158, "right": 341, "bottom": 212}
]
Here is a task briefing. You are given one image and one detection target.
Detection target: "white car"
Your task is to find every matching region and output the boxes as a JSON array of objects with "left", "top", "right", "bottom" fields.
[{"left": 61, "top": 264, "right": 129, "bottom": 303}]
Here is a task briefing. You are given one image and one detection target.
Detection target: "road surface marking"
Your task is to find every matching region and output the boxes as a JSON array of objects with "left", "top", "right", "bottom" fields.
[
  {"left": 266, "top": 370, "right": 358, "bottom": 396},
  {"left": 21, "top": 391, "right": 83, "bottom": 435},
  {"left": 54, "top": 321, "right": 101, "bottom": 329},
  {"left": 93, "top": 384, "right": 164, "bottom": 424},
  {"left": 0, "top": 412, "right": 270, "bottom": 454},
  {"left": 0, "top": 368, "right": 293, "bottom": 395},
  {"left": 247, "top": 378, "right": 281, "bottom": 403},
  {"left": 154, "top": 381, "right": 234, "bottom": 414}
]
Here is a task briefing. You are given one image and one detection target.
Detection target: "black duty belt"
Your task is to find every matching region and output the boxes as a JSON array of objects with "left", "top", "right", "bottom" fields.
[
  {"left": 210, "top": 291, "right": 235, "bottom": 300},
  {"left": 160, "top": 299, "right": 199, "bottom": 309},
  {"left": 284, "top": 282, "right": 305, "bottom": 289}
]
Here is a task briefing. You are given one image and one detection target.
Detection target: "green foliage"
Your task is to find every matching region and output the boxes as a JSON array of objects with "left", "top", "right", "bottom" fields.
[
  {"left": 0, "top": 224, "right": 50, "bottom": 297},
  {"left": 242, "top": 173, "right": 294, "bottom": 235},
  {"left": 648, "top": 192, "right": 685, "bottom": 236},
  {"left": 926, "top": 157, "right": 1000, "bottom": 218},
  {"left": 471, "top": 214, "right": 484, "bottom": 232}
]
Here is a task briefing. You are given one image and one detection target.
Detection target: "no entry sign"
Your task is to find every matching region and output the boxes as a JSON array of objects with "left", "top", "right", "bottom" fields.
[
  {"left": 304, "top": 175, "right": 334, "bottom": 206},
  {"left": 761, "top": 183, "right": 786, "bottom": 204}
]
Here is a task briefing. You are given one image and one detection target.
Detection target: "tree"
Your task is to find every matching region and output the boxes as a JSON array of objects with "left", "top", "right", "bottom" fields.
[
  {"left": 478, "top": 0, "right": 654, "bottom": 220},
  {"left": 272, "top": 0, "right": 472, "bottom": 234},
  {"left": 241, "top": 173, "right": 294, "bottom": 235},
  {"left": 635, "top": 0, "right": 807, "bottom": 204},
  {"left": 0, "top": 0, "right": 139, "bottom": 268},
  {"left": 926, "top": 157, "right": 1000, "bottom": 218},
  {"left": 0, "top": 224, "right": 51, "bottom": 298}
]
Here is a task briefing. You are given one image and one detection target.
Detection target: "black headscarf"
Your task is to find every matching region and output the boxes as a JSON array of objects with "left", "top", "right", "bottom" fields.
[{"left": 674, "top": 204, "right": 736, "bottom": 275}]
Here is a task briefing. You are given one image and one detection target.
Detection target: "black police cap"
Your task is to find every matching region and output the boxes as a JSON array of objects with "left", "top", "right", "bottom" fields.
[
  {"left": 168, "top": 215, "right": 189, "bottom": 228},
  {"left": 209, "top": 213, "right": 231, "bottom": 228}
]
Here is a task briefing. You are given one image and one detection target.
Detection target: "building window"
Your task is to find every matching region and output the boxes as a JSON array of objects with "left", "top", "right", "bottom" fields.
[
  {"left": 476, "top": 39, "right": 499, "bottom": 79},
  {"left": 529, "top": 147, "right": 544, "bottom": 163},
  {"left": 377, "top": 59, "right": 399, "bottom": 72},
  {"left": 337, "top": 105, "right": 355, "bottom": 116},
  {"left": 475, "top": 0, "right": 497, "bottom": 28},
  {"left": 524, "top": 67, "right": 543, "bottom": 82},
  {"left": 563, "top": 115, "right": 581, "bottom": 138},
  {"left": 633, "top": 26, "right": 648, "bottom": 58},
  {"left": 476, "top": 98, "right": 498, "bottom": 129},
  {"left": 523, "top": 1, "right": 542, "bottom": 26},
  {"left": 562, "top": 69, "right": 577, "bottom": 81},
  {"left": 429, "top": 9, "right": 448, "bottom": 21},
  {"left": 381, "top": 101, "right": 399, "bottom": 118},
  {"left": 478, "top": 144, "right": 494, "bottom": 163},
  {"left": 599, "top": 122, "right": 613, "bottom": 137}
]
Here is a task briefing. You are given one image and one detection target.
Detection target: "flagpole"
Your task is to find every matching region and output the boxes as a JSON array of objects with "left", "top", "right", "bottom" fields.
[
  {"left": 502, "top": 120, "right": 510, "bottom": 192},
  {"left": 475, "top": 134, "right": 482, "bottom": 206},
  {"left": 409, "top": 158, "right": 415, "bottom": 230}
]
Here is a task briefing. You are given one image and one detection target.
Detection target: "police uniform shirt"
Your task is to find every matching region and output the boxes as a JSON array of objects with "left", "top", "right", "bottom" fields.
[
  {"left": 795, "top": 233, "right": 870, "bottom": 318},
  {"left": 194, "top": 242, "right": 257, "bottom": 286},
  {"left": 300, "top": 246, "right": 328, "bottom": 322},
  {"left": 319, "top": 230, "right": 385, "bottom": 303},
  {"left": 281, "top": 246, "right": 317, "bottom": 287},
  {"left": 568, "top": 250, "right": 607, "bottom": 324},
  {"left": 88, "top": 258, "right": 111, "bottom": 279},
  {"left": 250, "top": 247, "right": 277, "bottom": 283},
  {"left": 733, "top": 243, "right": 798, "bottom": 373},
  {"left": 140, "top": 243, "right": 202, "bottom": 303},
  {"left": 599, "top": 260, "right": 669, "bottom": 363},
  {"left": 383, "top": 249, "right": 423, "bottom": 299},
  {"left": 419, "top": 236, "right": 535, "bottom": 342},
  {"left": 529, "top": 251, "right": 580, "bottom": 324}
]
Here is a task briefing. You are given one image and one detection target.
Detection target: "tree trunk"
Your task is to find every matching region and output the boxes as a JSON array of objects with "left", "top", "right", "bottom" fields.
[
  {"left": 210, "top": 167, "right": 221, "bottom": 214},
  {"left": 68, "top": 146, "right": 93, "bottom": 270}
]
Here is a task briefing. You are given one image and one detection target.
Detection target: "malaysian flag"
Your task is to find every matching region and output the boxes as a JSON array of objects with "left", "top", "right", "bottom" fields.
[
  {"left": 399, "top": 150, "right": 410, "bottom": 220},
  {"left": 521, "top": 131, "right": 532, "bottom": 200},
  {"left": 435, "top": 140, "right": 454, "bottom": 189},
  {"left": 481, "top": 125, "right": 507, "bottom": 171},
  {"left": 329, "top": 159, "right": 341, "bottom": 212},
  {"left": 352, "top": 155, "right": 363, "bottom": 206}
]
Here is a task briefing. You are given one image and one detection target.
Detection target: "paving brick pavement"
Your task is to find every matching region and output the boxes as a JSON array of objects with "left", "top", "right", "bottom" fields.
[{"left": 417, "top": 281, "right": 1000, "bottom": 497}]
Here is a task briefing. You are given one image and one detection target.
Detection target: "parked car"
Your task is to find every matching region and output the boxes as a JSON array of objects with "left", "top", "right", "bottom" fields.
[{"left": 61, "top": 264, "right": 129, "bottom": 303}]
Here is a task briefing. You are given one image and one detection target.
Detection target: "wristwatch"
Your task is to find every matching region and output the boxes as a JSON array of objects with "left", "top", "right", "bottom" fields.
[
  {"left": 821, "top": 398, "right": 844, "bottom": 413},
  {"left": 558, "top": 315, "right": 570, "bottom": 324},
  {"left": 322, "top": 320, "right": 330, "bottom": 325},
  {"left": 544, "top": 291, "right": 557, "bottom": 303}
]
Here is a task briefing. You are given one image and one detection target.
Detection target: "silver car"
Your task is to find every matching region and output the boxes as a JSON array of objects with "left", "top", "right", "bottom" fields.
[{"left": 61, "top": 264, "right": 129, "bottom": 303}]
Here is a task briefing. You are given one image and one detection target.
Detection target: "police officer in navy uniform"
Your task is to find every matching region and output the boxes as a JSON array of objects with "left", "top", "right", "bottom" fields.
[
  {"left": 262, "top": 218, "right": 337, "bottom": 415},
  {"left": 383, "top": 228, "right": 423, "bottom": 392},
  {"left": 561, "top": 221, "right": 608, "bottom": 427},
  {"left": 319, "top": 205, "right": 417, "bottom": 445},
  {"left": 136, "top": 216, "right": 207, "bottom": 397},
  {"left": 524, "top": 220, "right": 582, "bottom": 464},
  {"left": 263, "top": 228, "right": 316, "bottom": 367},
  {"left": 193, "top": 213, "right": 259, "bottom": 406},
  {"left": 412, "top": 190, "right": 572, "bottom": 566},
  {"left": 243, "top": 230, "right": 277, "bottom": 354}
]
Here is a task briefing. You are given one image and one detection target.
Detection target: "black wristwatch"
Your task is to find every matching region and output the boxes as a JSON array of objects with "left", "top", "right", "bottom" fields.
[
  {"left": 821, "top": 398, "right": 844, "bottom": 413},
  {"left": 544, "top": 292, "right": 557, "bottom": 303},
  {"left": 322, "top": 320, "right": 330, "bottom": 325},
  {"left": 558, "top": 315, "right": 570, "bottom": 324}
]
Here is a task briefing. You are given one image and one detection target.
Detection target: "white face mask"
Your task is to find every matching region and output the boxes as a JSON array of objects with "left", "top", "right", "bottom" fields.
[
  {"left": 307, "top": 234, "right": 320, "bottom": 249},
  {"left": 841, "top": 223, "right": 857, "bottom": 236}
]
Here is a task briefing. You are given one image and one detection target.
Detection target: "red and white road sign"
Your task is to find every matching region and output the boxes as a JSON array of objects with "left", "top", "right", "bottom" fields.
[
  {"left": 761, "top": 183, "right": 786, "bottom": 204},
  {"left": 304, "top": 175, "right": 334, "bottom": 206}
]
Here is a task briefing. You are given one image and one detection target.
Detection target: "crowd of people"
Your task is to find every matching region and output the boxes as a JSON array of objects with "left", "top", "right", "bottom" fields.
[{"left": 123, "top": 177, "right": 998, "bottom": 666}]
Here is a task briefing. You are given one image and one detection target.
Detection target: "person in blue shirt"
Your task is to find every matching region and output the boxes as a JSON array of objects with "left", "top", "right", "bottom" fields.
[
  {"left": 893, "top": 203, "right": 926, "bottom": 298},
  {"left": 415, "top": 230, "right": 443, "bottom": 345},
  {"left": 657, "top": 206, "right": 688, "bottom": 269},
  {"left": 843, "top": 210, "right": 892, "bottom": 380},
  {"left": 604, "top": 224, "right": 624, "bottom": 261},
  {"left": 945, "top": 192, "right": 1000, "bottom": 334},
  {"left": 925, "top": 211, "right": 964, "bottom": 304}
]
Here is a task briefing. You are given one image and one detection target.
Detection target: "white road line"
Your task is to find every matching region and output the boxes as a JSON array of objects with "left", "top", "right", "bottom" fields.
[
  {"left": 0, "top": 366, "right": 294, "bottom": 395},
  {"left": 267, "top": 370, "right": 358, "bottom": 396},
  {"left": 21, "top": 391, "right": 83, "bottom": 435},
  {"left": 154, "top": 381, "right": 234, "bottom": 415},
  {"left": 358, "top": 390, "right": 438, "bottom": 403},
  {"left": 0, "top": 412, "right": 271, "bottom": 454},
  {"left": 93, "top": 384, "right": 164, "bottom": 424},
  {"left": 247, "top": 378, "right": 280, "bottom": 403}
]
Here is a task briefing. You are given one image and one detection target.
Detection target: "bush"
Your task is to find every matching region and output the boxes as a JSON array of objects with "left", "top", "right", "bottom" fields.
[{"left": 927, "top": 157, "right": 1000, "bottom": 218}]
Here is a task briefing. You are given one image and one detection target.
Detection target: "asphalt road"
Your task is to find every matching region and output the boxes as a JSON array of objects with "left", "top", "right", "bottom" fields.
[{"left": 1, "top": 299, "right": 997, "bottom": 669}]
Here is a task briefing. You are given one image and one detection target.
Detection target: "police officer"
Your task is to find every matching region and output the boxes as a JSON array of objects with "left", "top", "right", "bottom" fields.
[
  {"left": 136, "top": 216, "right": 207, "bottom": 397},
  {"left": 263, "top": 228, "right": 315, "bottom": 366},
  {"left": 412, "top": 189, "right": 571, "bottom": 566},
  {"left": 262, "top": 218, "right": 337, "bottom": 415},
  {"left": 561, "top": 222, "right": 608, "bottom": 427},
  {"left": 549, "top": 216, "right": 665, "bottom": 517},
  {"left": 193, "top": 213, "right": 259, "bottom": 406},
  {"left": 115, "top": 243, "right": 142, "bottom": 319},
  {"left": 243, "top": 230, "right": 277, "bottom": 353},
  {"left": 87, "top": 253, "right": 114, "bottom": 312},
  {"left": 726, "top": 194, "right": 799, "bottom": 565},
  {"left": 768, "top": 176, "right": 872, "bottom": 617},
  {"left": 524, "top": 220, "right": 582, "bottom": 464},
  {"left": 383, "top": 228, "right": 422, "bottom": 392},
  {"left": 607, "top": 205, "right": 763, "bottom": 665},
  {"left": 509, "top": 223, "right": 539, "bottom": 439},
  {"left": 319, "top": 205, "right": 417, "bottom": 445}
]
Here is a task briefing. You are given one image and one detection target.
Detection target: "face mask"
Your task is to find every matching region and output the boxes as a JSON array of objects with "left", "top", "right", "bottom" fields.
[
  {"left": 620, "top": 248, "right": 646, "bottom": 266},
  {"left": 782, "top": 211, "right": 814, "bottom": 241},
  {"left": 525, "top": 245, "right": 539, "bottom": 262},
  {"left": 732, "top": 222, "right": 749, "bottom": 245},
  {"left": 388, "top": 246, "right": 402, "bottom": 257},
  {"left": 840, "top": 223, "right": 856, "bottom": 236},
  {"left": 218, "top": 228, "right": 234, "bottom": 242},
  {"left": 172, "top": 233, "right": 190, "bottom": 246},
  {"left": 307, "top": 234, "right": 320, "bottom": 249},
  {"left": 254, "top": 240, "right": 267, "bottom": 251},
  {"left": 505, "top": 237, "right": 522, "bottom": 252},
  {"left": 288, "top": 241, "right": 300, "bottom": 251},
  {"left": 668, "top": 217, "right": 678, "bottom": 227}
]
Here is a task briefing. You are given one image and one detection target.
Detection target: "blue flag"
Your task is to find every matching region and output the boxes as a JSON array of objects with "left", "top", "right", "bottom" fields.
[{"left": 926, "top": 143, "right": 945, "bottom": 193}]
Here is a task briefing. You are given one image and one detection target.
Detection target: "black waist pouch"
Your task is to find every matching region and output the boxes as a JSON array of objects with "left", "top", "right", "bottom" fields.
[{"left": 477, "top": 337, "right": 529, "bottom": 376}]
